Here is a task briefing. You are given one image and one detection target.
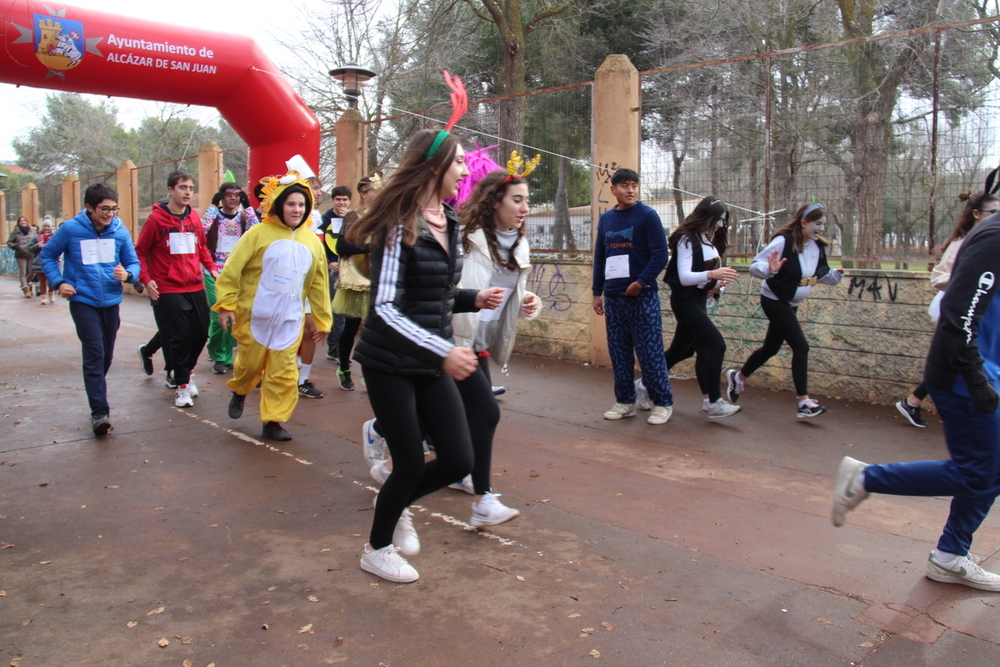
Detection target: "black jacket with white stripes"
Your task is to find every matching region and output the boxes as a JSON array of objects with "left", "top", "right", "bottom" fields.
[{"left": 353, "top": 207, "right": 479, "bottom": 375}]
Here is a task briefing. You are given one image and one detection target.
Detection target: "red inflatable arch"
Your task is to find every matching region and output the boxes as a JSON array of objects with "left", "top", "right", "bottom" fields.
[{"left": 0, "top": 0, "right": 319, "bottom": 190}]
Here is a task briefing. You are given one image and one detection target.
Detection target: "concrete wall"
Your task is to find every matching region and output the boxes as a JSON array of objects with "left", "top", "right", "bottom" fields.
[{"left": 516, "top": 262, "right": 936, "bottom": 406}]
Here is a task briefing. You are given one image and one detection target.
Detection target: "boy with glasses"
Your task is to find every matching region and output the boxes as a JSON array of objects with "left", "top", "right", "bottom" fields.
[{"left": 40, "top": 183, "right": 141, "bottom": 435}]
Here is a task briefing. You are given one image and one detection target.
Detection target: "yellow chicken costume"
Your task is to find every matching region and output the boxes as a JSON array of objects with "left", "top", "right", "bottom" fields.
[{"left": 213, "top": 172, "right": 332, "bottom": 425}]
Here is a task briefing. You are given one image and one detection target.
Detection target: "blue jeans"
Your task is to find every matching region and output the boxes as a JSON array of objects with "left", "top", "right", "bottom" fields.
[
  {"left": 864, "top": 385, "right": 1000, "bottom": 556},
  {"left": 603, "top": 289, "right": 673, "bottom": 407},
  {"left": 69, "top": 301, "right": 120, "bottom": 418}
]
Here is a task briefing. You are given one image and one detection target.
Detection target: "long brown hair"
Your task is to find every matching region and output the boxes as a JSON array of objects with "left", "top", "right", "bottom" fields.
[
  {"left": 346, "top": 129, "right": 460, "bottom": 248},
  {"left": 668, "top": 196, "right": 729, "bottom": 257},
  {"left": 459, "top": 171, "right": 526, "bottom": 272},
  {"left": 943, "top": 190, "right": 998, "bottom": 249},
  {"left": 774, "top": 203, "right": 826, "bottom": 254}
]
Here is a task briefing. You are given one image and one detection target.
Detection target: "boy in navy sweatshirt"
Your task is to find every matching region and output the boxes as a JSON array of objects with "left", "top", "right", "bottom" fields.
[{"left": 592, "top": 168, "right": 673, "bottom": 424}]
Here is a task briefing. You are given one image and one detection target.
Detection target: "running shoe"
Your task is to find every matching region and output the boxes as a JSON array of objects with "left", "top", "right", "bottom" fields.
[
  {"left": 725, "top": 369, "right": 744, "bottom": 404},
  {"left": 647, "top": 405, "right": 672, "bottom": 424},
  {"left": 926, "top": 550, "right": 1000, "bottom": 591},
  {"left": 137, "top": 345, "right": 153, "bottom": 376},
  {"left": 212, "top": 360, "right": 227, "bottom": 374},
  {"left": 363, "top": 419, "right": 387, "bottom": 467},
  {"left": 470, "top": 493, "right": 520, "bottom": 527},
  {"left": 91, "top": 414, "right": 112, "bottom": 436},
  {"left": 360, "top": 544, "right": 418, "bottom": 583},
  {"left": 706, "top": 399, "right": 741, "bottom": 419},
  {"left": 338, "top": 369, "right": 355, "bottom": 391},
  {"left": 174, "top": 385, "right": 193, "bottom": 408},
  {"left": 492, "top": 386, "right": 507, "bottom": 396},
  {"left": 448, "top": 475, "right": 475, "bottom": 495},
  {"left": 832, "top": 456, "right": 869, "bottom": 527},
  {"left": 797, "top": 399, "right": 826, "bottom": 418},
  {"left": 895, "top": 400, "right": 928, "bottom": 428},
  {"left": 298, "top": 379, "right": 324, "bottom": 399},
  {"left": 634, "top": 379, "right": 651, "bottom": 411},
  {"left": 603, "top": 403, "right": 636, "bottom": 420}
]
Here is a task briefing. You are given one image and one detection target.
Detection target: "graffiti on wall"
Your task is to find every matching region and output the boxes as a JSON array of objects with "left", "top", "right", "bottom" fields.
[
  {"left": 527, "top": 264, "right": 574, "bottom": 312},
  {"left": 847, "top": 274, "right": 899, "bottom": 302},
  {"left": 593, "top": 162, "right": 619, "bottom": 217}
]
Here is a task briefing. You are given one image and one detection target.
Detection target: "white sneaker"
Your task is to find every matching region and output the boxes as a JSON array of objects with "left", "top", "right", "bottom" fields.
[
  {"left": 360, "top": 543, "right": 418, "bottom": 583},
  {"left": 702, "top": 397, "right": 710, "bottom": 412},
  {"left": 393, "top": 508, "right": 420, "bottom": 556},
  {"left": 370, "top": 462, "right": 389, "bottom": 486},
  {"left": 187, "top": 375, "right": 198, "bottom": 398},
  {"left": 647, "top": 405, "right": 672, "bottom": 425},
  {"left": 926, "top": 550, "right": 1000, "bottom": 591},
  {"left": 470, "top": 493, "right": 520, "bottom": 527},
  {"left": 448, "top": 474, "right": 475, "bottom": 495},
  {"left": 174, "top": 385, "right": 194, "bottom": 408},
  {"left": 362, "top": 419, "right": 387, "bottom": 467},
  {"left": 832, "top": 456, "right": 869, "bottom": 527},
  {"left": 603, "top": 403, "right": 636, "bottom": 420},
  {"left": 634, "top": 379, "right": 651, "bottom": 411},
  {"left": 706, "top": 398, "right": 741, "bottom": 419}
]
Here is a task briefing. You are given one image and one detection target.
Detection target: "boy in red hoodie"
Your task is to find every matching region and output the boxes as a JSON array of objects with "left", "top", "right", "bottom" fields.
[{"left": 135, "top": 170, "right": 218, "bottom": 408}]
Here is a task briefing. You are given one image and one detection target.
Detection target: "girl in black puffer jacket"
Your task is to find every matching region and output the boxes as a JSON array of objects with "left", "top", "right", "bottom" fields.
[{"left": 348, "top": 129, "right": 503, "bottom": 584}]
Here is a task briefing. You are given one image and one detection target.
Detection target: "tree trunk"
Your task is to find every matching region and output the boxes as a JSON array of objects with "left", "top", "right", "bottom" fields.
[
  {"left": 854, "top": 108, "right": 890, "bottom": 268},
  {"left": 672, "top": 148, "right": 685, "bottom": 228},
  {"left": 553, "top": 155, "right": 575, "bottom": 250}
]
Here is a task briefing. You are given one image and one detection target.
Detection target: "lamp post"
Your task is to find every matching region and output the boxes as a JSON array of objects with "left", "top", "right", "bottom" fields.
[{"left": 328, "top": 61, "right": 376, "bottom": 110}]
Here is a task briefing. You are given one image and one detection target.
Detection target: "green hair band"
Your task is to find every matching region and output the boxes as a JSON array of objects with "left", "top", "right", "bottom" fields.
[{"left": 426, "top": 130, "right": 449, "bottom": 160}]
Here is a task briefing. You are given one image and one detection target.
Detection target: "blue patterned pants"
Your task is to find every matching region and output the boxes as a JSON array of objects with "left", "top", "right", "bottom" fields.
[{"left": 603, "top": 290, "right": 673, "bottom": 406}]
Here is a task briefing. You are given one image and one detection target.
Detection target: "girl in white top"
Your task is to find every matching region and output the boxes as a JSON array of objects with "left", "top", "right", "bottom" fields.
[
  {"left": 895, "top": 190, "right": 1000, "bottom": 427},
  {"left": 725, "top": 203, "right": 844, "bottom": 418}
]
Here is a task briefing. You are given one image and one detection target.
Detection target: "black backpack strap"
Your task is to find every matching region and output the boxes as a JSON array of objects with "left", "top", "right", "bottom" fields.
[{"left": 985, "top": 163, "right": 1000, "bottom": 195}]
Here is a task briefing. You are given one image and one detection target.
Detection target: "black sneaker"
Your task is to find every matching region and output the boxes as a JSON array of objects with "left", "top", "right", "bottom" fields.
[
  {"left": 262, "top": 421, "right": 292, "bottom": 441},
  {"left": 298, "top": 379, "right": 325, "bottom": 398},
  {"left": 327, "top": 348, "right": 340, "bottom": 361},
  {"left": 228, "top": 391, "right": 246, "bottom": 419},
  {"left": 725, "top": 369, "right": 743, "bottom": 404},
  {"left": 492, "top": 386, "right": 506, "bottom": 396},
  {"left": 338, "top": 369, "right": 355, "bottom": 391},
  {"left": 164, "top": 372, "right": 177, "bottom": 389},
  {"left": 137, "top": 345, "right": 153, "bottom": 376},
  {"left": 212, "top": 360, "right": 227, "bottom": 374},
  {"left": 91, "top": 414, "right": 112, "bottom": 436},
  {"left": 895, "top": 400, "right": 928, "bottom": 428},
  {"left": 797, "top": 399, "right": 827, "bottom": 419}
]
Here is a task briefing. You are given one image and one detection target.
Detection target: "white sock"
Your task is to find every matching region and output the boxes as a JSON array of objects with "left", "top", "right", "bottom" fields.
[
  {"left": 935, "top": 549, "right": 958, "bottom": 563},
  {"left": 637, "top": 378, "right": 646, "bottom": 391},
  {"left": 378, "top": 461, "right": 390, "bottom": 477},
  {"left": 299, "top": 363, "right": 311, "bottom": 382}
]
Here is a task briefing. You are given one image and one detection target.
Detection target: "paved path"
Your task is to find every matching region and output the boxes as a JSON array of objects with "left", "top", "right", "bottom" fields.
[{"left": 1, "top": 275, "right": 999, "bottom": 666}]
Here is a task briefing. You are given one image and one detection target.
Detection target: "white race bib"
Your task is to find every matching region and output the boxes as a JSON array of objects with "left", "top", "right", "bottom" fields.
[
  {"left": 80, "top": 238, "right": 115, "bottom": 265},
  {"left": 605, "top": 254, "right": 630, "bottom": 280},
  {"left": 264, "top": 264, "right": 300, "bottom": 294},
  {"left": 217, "top": 235, "right": 239, "bottom": 254},
  {"left": 479, "top": 288, "right": 512, "bottom": 322},
  {"left": 168, "top": 232, "right": 196, "bottom": 254}
]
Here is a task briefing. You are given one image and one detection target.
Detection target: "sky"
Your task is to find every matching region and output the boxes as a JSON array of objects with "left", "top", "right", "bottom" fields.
[{"left": 0, "top": 0, "right": 329, "bottom": 163}]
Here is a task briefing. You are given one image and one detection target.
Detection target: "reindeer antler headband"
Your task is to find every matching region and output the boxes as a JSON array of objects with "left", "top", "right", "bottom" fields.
[
  {"left": 426, "top": 71, "right": 468, "bottom": 160},
  {"left": 504, "top": 150, "right": 541, "bottom": 182}
]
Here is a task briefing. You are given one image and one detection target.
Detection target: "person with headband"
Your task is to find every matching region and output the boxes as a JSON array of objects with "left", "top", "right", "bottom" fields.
[
  {"left": 213, "top": 171, "right": 332, "bottom": 442},
  {"left": 347, "top": 116, "right": 505, "bottom": 582},
  {"left": 661, "top": 196, "right": 741, "bottom": 419},
  {"left": 725, "top": 203, "right": 844, "bottom": 418},
  {"left": 29, "top": 218, "right": 56, "bottom": 304},
  {"left": 895, "top": 190, "right": 1000, "bottom": 428}
]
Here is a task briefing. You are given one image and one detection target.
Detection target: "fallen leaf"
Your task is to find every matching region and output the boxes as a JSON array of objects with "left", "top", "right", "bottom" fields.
[
  {"left": 1, "top": 543, "right": 14, "bottom": 550},
  {"left": 39, "top": 561, "right": 52, "bottom": 565},
  {"left": 815, "top": 617, "right": 832, "bottom": 625},
  {"left": 590, "top": 649, "right": 601, "bottom": 658},
  {"left": 274, "top": 510, "right": 286, "bottom": 514},
  {"left": 307, "top": 596, "right": 319, "bottom": 603},
  {"left": 0, "top": 591, "right": 5, "bottom": 596},
  {"left": 267, "top": 586, "right": 277, "bottom": 591},
  {"left": 860, "top": 642, "right": 874, "bottom": 648},
  {"left": 261, "top": 624, "right": 269, "bottom": 630},
  {"left": 568, "top": 613, "right": 581, "bottom": 619},
  {"left": 146, "top": 607, "right": 166, "bottom": 616},
  {"left": 516, "top": 575, "right": 525, "bottom": 582},
  {"left": 337, "top": 637, "right": 344, "bottom": 646},
  {"left": 157, "top": 637, "right": 169, "bottom": 648},
  {"left": 176, "top": 636, "right": 192, "bottom": 644},
  {"left": 126, "top": 621, "right": 137, "bottom": 629},
  {"left": 582, "top": 627, "right": 595, "bottom": 634},
  {"left": 105, "top": 485, "right": 120, "bottom": 489},
  {"left": 320, "top": 548, "right": 330, "bottom": 553},
  {"left": 600, "top": 621, "right": 613, "bottom": 631},
  {"left": 183, "top": 660, "right": 193, "bottom": 667},
  {"left": 298, "top": 624, "right": 314, "bottom": 634}
]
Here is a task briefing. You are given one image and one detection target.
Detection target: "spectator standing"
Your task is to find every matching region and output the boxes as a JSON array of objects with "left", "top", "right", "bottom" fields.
[{"left": 7, "top": 216, "right": 35, "bottom": 297}]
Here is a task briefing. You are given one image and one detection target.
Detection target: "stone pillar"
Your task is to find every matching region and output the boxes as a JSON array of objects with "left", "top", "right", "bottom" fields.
[
  {"left": 22, "top": 183, "right": 39, "bottom": 228},
  {"left": 116, "top": 159, "right": 139, "bottom": 238},
  {"left": 590, "top": 54, "right": 641, "bottom": 367},
  {"left": 335, "top": 109, "right": 367, "bottom": 193},
  {"left": 198, "top": 141, "right": 223, "bottom": 214},
  {"left": 62, "top": 174, "right": 80, "bottom": 221}
]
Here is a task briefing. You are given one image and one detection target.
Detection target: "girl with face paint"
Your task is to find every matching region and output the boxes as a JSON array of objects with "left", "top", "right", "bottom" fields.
[{"left": 725, "top": 203, "right": 845, "bottom": 418}]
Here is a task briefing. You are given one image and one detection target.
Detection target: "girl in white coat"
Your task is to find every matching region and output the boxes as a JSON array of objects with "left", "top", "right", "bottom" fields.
[{"left": 452, "top": 169, "right": 541, "bottom": 525}]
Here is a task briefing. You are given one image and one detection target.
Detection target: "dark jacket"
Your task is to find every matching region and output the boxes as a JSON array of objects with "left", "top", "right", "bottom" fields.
[
  {"left": 764, "top": 233, "right": 832, "bottom": 303},
  {"left": 29, "top": 233, "right": 53, "bottom": 273},
  {"left": 353, "top": 207, "right": 478, "bottom": 375},
  {"left": 6, "top": 224, "right": 35, "bottom": 259},
  {"left": 40, "top": 210, "right": 140, "bottom": 309},
  {"left": 664, "top": 234, "right": 718, "bottom": 301},
  {"left": 924, "top": 215, "right": 1000, "bottom": 397}
]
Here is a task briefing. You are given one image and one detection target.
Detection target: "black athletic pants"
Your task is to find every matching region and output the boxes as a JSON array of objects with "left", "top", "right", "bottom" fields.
[
  {"left": 740, "top": 295, "right": 810, "bottom": 396},
  {"left": 150, "top": 291, "right": 209, "bottom": 387},
  {"left": 665, "top": 294, "right": 727, "bottom": 402}
]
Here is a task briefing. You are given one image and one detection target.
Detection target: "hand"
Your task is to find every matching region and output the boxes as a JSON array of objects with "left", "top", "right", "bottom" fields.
[
  {"left": 476, "top": 287, "right": 505, "bottom": 310},
  {"left": 210, "top": 270, "right": 219, "bottom": 279},
  {"left": 768, "top": 250, "right": 787, "bottom": 274},
  {"left": 836, "top": 268, "right": 845, "bottom": 274},
  {"left": 969, "top": 379, "right": 999, "bottom": 414},
  {"left": 521, "top": 293, "right": 541, "bottom": 317},
  {"left": 328, "top": 262, "right": 339, "bottom": 272},
  {"left": 625, "top": 281, "right": 643, "bottom": 297},
  {"left": 217, "top": 310, "right": 236, "bottom": 332},
  {"left": 313, "top": 329, "right": 329, "bottom": 343},
  {"left": 711, "top": 267, "right": 739, "bottom": 282},
  {"left": 58, "top": 282, "right": 76, "bottom": 298},
  {"left": 146, "top": 280, "right": 159, "bottom": 301},
  {"left": 592, "top": 295, "right": 604, "bottom": 316},
  {"left": 442, "top": 346, "right": 478, "bottom": 380},
  {"left": 112, "top": 263, "right": 128, "bottom": 281},
  {"left": 707, "top": 286, "right": 722, "bottom": 298}
]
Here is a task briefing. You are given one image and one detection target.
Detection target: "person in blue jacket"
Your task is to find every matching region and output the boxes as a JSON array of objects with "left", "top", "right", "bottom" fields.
[{"left": 41, "top": 183, "right": 141, "bottom": 436}]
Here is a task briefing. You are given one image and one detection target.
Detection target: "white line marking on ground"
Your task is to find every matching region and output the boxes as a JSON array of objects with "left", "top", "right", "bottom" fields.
[{"left": 173, "top": 408, "right": 314, "bottom": 465}]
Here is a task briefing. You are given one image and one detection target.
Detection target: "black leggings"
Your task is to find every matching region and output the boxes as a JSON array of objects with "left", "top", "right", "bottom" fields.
[
  {"left": 150, "top": 291, "right": 209, "bottom": 386},
  {"left": 339, "top": 317, "right": 362, "bottom": 371},
  {"left": 911, "top": 383, "right": 929, "bottom": 401},
  {"left": 665, "top": 294, "right": 726, "bottom": 402},
  {"left": 740, "top": 296, "right": 809, "bottom": 396},
  {"left": 364, "top": 365, "right": 495, "bottom": 549},
  {"left": 456, "top": 356, "right": 500, "bottom": 496}
]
